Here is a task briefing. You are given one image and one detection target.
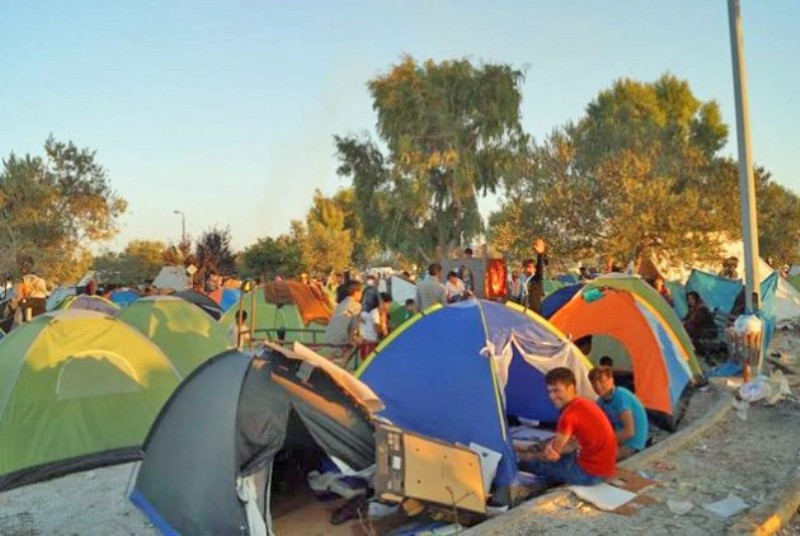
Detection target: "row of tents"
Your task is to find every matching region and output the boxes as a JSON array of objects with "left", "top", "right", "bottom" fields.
[{"left": 0, "top": 266, "right": 786, "bottom": 533}]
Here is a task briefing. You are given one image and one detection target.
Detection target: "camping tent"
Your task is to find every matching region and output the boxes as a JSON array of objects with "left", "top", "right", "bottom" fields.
[
  {"left": 174, "top": 290, "right": 224, "bottom": 320},
  {"left": 117, "top": 296, "right": 233, "bottom": 377},
  {"left": 131, "top": 344, "right": 380, "bottom": 535},
  {"left": 550, "top": 288, "right": 695, "bottom": 429},
  {"left": 207, "top": 287, "right": 242, "bottom": 312},
  {"left": 356, "top": 299, "right": 594, "bottom": 502},
  {"left": 153, "top": 266, "right": 190, "bottom": 292},
  {"left": 0, "top": 310, "right": 182, "bottom": 490},
  {"left": 685, "top": 269, "right": 780, "bottom": 355},
  {"left": 540, "top": 277, "right": 703, "bottom": 378},
  {"left": 58, "top": 294, "right": 120, "bottom": 316},
  {"left": 219, "top": 283, "right": 330, "bottom": 344}
]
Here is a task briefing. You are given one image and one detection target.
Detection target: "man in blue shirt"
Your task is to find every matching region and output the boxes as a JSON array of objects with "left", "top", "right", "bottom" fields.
[{"left": 589, "top": 366, "right": 648, "bottom": 460}]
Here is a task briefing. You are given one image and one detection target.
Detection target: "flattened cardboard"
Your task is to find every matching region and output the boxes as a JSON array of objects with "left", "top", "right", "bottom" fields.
[{"left": 606, "top": 468, "right": 658, "bottom": 494}]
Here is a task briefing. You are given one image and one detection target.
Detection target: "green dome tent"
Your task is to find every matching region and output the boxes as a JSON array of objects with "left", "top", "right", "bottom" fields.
[
  {"left": 117, "top": 296, "right": 233, "bottom": 377},
  {"left": 0, "top": 310, "right": 182, "bottom": 490},
  {"left": 219, "top": 284, "right": 327, "bottom": 344}
]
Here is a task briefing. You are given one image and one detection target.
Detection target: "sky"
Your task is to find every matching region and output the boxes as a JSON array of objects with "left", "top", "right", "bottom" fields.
[{"left": 2, "top": 1, "right": 799, "bottom": 252}]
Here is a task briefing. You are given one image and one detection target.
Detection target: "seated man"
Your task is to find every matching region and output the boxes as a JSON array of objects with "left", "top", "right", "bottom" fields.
[
  {"left": 515, "top": 368, "right": 617, "bottom": 485},
  {"left": 589, "top": 366, "right": 648, "bottom": 460}
]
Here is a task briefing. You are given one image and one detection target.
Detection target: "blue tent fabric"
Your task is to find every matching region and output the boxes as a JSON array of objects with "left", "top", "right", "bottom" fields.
[
  {"left": 108, "top": 290, "right": 140, "bottom": 307},
  {"left": 758, "top": 272, "right": 778, "bottom": 355},
  {"left": 539, "top": 284, "right": 583, "bottom": 319},
  {"left": 556, "top": 274, "right": 579, "bottom": 285},
  {"left": 667, "top": 282, "right": 688, "bottom": 320},
  {"left": 358, "top": 300, "right": 591, "bottom": 491},
  {"left": 685, "top": 268, "right": 778, "bottom": 364},
  {"left": 219, "top": 289, "right": 242, "bottom": 312},
  {"left": 686, "top": 270, "right": 742, "bottom": 314},
  {"left": 359, "top": 302, "right": 517, "bottom": 487}
]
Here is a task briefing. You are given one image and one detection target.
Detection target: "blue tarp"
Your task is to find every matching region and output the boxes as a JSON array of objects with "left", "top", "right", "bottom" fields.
[
  {"left": 684, "top": 269, "right": 778, "bottom": 358},
  {"left": 108, "top": 289, "right": 140, "bottom": 307},
  {"left": 219, "top": 288, "right": 242, "bottom": 312}
]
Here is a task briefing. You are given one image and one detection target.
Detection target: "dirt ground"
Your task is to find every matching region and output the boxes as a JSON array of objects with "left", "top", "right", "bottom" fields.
[{"left": 1, "top": 331, "right": 798, "bottom": 535}]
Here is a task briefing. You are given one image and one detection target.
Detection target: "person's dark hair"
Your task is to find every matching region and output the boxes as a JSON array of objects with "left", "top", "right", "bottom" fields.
[
  {"left": 588, "top": 366, "right": 614, "bottom": 382},
  {"left": 686, "top": 291, "right": 701, "bottom": 302},
  {"left": 574, "top": 336, "right": 592, "bottom": 356},
  {"left": 599, "top": 356, "right": 614, "bottom": 367},
  {"left": 235, "top": 310, "right": 248, "bottom": 323},
  {"left": 523, "top": 258, "right": 534, "bottom": 267},
  {"left": 405, "top": 298, "right": 415, "bottom": 307},
  {"left": 447, "top": 270, "right": 458, "bottom": 279},
  {"left": 428, "top": 263, "right": 442, "bottom": 276},
  {"left": 379, "top": 292, "right": 392, "bottom": 303},
  {"left": 346, "top": 280, "right": 363, "bottom": 296},
  {"left": 545, "top": 367, "right": 576, "bottom": 387},
  {"left": 464, "top": 247, "right": 473, "bottom": 256}
]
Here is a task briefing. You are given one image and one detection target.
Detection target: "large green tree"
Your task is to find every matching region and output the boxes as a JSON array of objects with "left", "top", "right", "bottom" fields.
[
  {"left": 336, "top": 56, "right": 527, "bottom": 263},
  {"left": 490, "top": 74, "right": 737, "bottom": 265},
  {"left": 240, "top": 227, "right": 304, "bottom": 280},
  {"left": 0, "top": 137, "right": 127, "bottom": 283},
  {"left": 93, "top": 240, "right": 168, "bottom": 285},
  {"left": 300, "top": 190, "right": 353, "bottom": 274}
]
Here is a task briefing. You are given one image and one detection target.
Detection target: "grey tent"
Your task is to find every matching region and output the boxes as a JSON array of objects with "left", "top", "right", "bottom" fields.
[{"left": 130, "top": 345, "right": 378, "bottom": 535}]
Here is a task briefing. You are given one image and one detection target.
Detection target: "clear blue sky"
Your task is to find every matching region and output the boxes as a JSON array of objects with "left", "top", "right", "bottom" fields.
[{"left": 2, "top": 1, "right": 798, "bottom": 251}]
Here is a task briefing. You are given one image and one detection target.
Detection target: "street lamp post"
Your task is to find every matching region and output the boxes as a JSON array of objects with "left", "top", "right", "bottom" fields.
[
  {"left": 728, "top": 0, "right": 763, "bottom": 377},
  {"left": 173, "top": 210, "right": 186, "bottom": 245}
]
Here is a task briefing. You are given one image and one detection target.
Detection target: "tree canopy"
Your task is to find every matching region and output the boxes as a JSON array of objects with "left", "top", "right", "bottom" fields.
[
  {"left": 336, "top": 56, "right": 527, "bottom": 263},
  {"left": 0, "top": 137, "right": 127, "bottom": 283},
  {"left": 489, "top": 74, "right": 800, "bottom": 267}
]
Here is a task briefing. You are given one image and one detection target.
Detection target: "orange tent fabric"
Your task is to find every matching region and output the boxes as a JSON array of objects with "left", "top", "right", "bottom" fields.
[
  {"left": 550, "top": 289, "right": 673, "bottom": 416},
  {"left": 263, "top": 281, "right": 333, "bottom": 326}
]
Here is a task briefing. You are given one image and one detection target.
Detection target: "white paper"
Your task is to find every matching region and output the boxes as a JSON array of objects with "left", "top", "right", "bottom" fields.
[
  {"left": 469, "top": 442, "right": 502, "bottom": 495},
  {"left": 569, "top": 483, "right": 637, "bottom": 511},
  {"left": 510, "top": 426, "right": 556, "bottom": 442},
  {"left": 703, "top": 494, "right": 749, "bottom": 518}
]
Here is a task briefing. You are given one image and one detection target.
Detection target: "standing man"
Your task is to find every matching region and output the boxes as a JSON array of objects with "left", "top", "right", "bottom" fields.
[
  {"left": 324, "top": 281, "right": 364, "bottom": 358},
  {"left": 521, "top": 238, "right": 548, "bottom": 313},
  {"left": 589, "top": 366, "right": 648, "bottom": 460},
  {"left": 415, "top": 263, "right": 447, "bottom": 311},
  {"left": 515, "top": 368, "right": 617, "bottom": 485}
]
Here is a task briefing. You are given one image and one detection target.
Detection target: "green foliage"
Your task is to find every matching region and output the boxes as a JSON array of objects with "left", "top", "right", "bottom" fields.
[
  {"left": 300, "top": 190, "right": 353, "bottom": 274},
  {"left": 241, "top": 228, "right": 303, "bottom": 280},
  {"left": 93, "top": 240, "right": 168, "bottom": 285},
  {"left": 0, "top": 136, "right": 127, "bottom": 283},
  {"left": 336, "top": 56, "right": 527, "bottom": 263},
  {"left": 490, "top": 74, "right": 739, "bottom": 266}
]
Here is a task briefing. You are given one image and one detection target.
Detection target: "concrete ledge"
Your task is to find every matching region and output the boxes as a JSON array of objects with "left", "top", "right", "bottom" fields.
[
  {"left": 727, "top": 467, "right": 800, "bottom": 535},
  {"left": 468, "top": 390, "right": 733, "bottom": 535}
]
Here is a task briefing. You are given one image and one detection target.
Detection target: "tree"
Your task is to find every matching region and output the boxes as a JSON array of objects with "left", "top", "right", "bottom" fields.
[
  {"left": 195, "top": 226, "right": 236, "bottom": 277},
  {"left": 336, "top": 56, "right": 527, "bottom": 263},
  {"left": 93, "top": 240, "right": 168, "bottom": 285},
  {"left": 300, "top": 191, "right": 353, "bottom": 274},
  {"left": 490, "top": 74, "right": 736, "bottom": 266},
  {"left": 0, "top": 137, "right": 127, "bottom": 283},
  {"left": 241, "top": 229, "right": 304, "bottom": 280}
]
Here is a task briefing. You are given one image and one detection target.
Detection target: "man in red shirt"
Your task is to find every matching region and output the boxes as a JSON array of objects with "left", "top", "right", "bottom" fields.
[{"left": 515, "top": 367, "right": 617, "bottom": 485}]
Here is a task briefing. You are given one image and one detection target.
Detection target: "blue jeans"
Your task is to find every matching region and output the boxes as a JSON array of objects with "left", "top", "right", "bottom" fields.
[{"left": 519, "top": 451, "right": 603, "bottom": 486}]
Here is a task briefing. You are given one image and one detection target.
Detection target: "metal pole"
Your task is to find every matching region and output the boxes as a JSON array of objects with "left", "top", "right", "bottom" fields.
[
  {"left": 173, "top": 210, "right": 186, "bottom": 245},
  {"left": 728, "top": 0, "right": 760, "bottom": 312}
]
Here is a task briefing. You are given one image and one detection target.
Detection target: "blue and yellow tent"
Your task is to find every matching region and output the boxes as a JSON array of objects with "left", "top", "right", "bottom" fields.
[{"left": 356, "top": 299, "right": 594, "bottom": 499}]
